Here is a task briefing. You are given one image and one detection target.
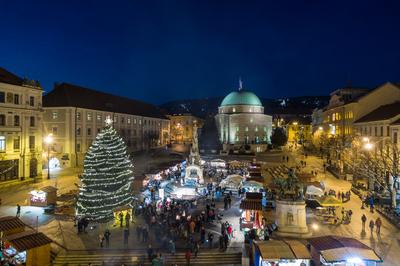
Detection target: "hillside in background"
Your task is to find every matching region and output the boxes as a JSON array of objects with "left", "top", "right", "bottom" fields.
[{"left": 160, "top": 96, "right": 329, "bottom": 118}]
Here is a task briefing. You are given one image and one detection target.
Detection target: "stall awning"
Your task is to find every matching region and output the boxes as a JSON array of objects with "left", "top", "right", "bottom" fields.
[
  {"left": 317, "top": 195, "right": 342, "bottom": 207},
  {"left": 0, "top": 216, "right": 26, "bottom": 232},
  {"left": 321, "top": 247, "right": 382, "bottom": 263},
  {"left": 254, "top": 240, "right": 311, "bottom": 260},
  {"left": 6, "top": 230, "right": 52, "bottom": 252},
  {"left": 240, "top": 199, "right": 263, "bottom": 210}
]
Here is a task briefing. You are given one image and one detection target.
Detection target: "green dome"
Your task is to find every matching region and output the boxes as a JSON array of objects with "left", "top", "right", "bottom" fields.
[{"left": 220, "top": 90, "right": 262, "bottom": 106}]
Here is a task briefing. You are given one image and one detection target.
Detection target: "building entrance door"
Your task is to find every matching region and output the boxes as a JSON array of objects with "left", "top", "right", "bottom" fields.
[{"left": 30, "top": 158, "right": 38, "bottom": 177}]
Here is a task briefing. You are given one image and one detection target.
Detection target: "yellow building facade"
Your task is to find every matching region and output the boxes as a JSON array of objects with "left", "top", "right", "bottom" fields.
[{"left": 168, "top": 114, "right": 203, "bottom": 144}]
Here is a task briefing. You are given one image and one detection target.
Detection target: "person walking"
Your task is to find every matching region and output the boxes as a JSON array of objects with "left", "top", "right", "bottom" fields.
[
  {"left": 375, "top": 217, "right": 382, "bottom": 235},
  {"left": 119, "top": 212, "right": 124, "bottom": 227},
  {"left": 147, "top": 245, "right": 154, "bottom": 262},
  {"left": 227, "top": 195, "right": 232, "bottom": 209},
  {"left": 169, "top": 240, "right": 176, "bottom": 255},
  {"left": 123, "top": 228, "right": 129, "bottom": 247},
  {"left": 136, "top": 225, "right": 142, "bottom": 241},
  {"left": 361, "top": 214, "right": 367, "bottom": 231},
  {"left": 125, "top": 212, "right": 131, "bottom": 228},
  {"left": 193, "top": 241, "right": 199, "bottom": 258},
  {"left": 369, "top": 220, "right": 375, "bottom": 234},
  {"left": 223, "top": 233, "right": 229, "bottom": 250},
  {"left": 208, "top": 232, "right": 214, "bottom": 249},
  {"left": 16, "top": 204, "right": 21, "bottom": 217},
  {"left": 99, "top": 233, "right": 104, "bottom": 248},
  {"left": 185, "top": 249, "right": 192, "bottom": 266},
  {"left": 104, "top": 229, "right": 111, "bottom": 247},
  {"left": 200, "top": 226, "right": 206, "bottom": 243}
]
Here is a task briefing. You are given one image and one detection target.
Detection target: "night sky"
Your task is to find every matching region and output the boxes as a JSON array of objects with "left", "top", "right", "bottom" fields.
[{"left": 1, "top": 1, "right": 399, "bottom": 104}]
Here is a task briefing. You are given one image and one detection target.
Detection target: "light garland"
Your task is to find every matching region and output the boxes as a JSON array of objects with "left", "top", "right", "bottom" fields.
[{"left": 76, "top": 125, "right": 134, "bottom": 222}]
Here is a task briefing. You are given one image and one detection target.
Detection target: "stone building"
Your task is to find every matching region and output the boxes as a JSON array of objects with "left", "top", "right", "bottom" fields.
[
  {"left": 43, "top": 83, "right": 170, "bottom": 168},
  {"left": 168, "top": 114, "right": 203, "bottom": 144},
  {"left": 0, "top": 68, "right": 43, "bottom": 182},
  {"left": 215, "top": 84, "right": 272, "bottom": 153}
]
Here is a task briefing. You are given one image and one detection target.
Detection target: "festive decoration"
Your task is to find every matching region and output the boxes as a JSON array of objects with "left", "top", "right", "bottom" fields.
[{"left": 76, "top": 123, "right": 134, "bottom": 222}]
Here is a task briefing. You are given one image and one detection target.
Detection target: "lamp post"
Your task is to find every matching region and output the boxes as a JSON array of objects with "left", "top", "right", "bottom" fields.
[{"left": 44, "top": 134, "right": 53, "bottom": 180}]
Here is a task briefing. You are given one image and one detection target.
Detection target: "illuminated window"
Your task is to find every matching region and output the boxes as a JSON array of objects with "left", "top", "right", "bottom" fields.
[
  {"left": 52, "top": 111, "right": 58, "bottom": 119},
  {"left": 245, "top": 127, "right": 249, "bottom": 132},
  {"left": 255, "top": 127, "right": 258, "bottom": 132},
  {"left": 76, "top": 112, "right": 81, "bottom": 120},
  {"left": 97, "top": 114, "right": 102, "bottom": 121},
  {"left": 232, "top": 108, "right": 236, "bottom": 113},
  {"left": 0, "top": 136, "right": 5, "bottom": 152},
  {"left": 134, "top": 118, "right": 137, "bottom": 124},
  {"left": 236, "top": 127, "right": 239, "bottom": 132},
  {"left": 250, "top": 118, "right": 253, "bottom": 123},
  {"left": 87, "top": 112, "right": 92, "bottom": 121},
  {"left": 127, "top": 118, "right": 131, "bottom": 124}
]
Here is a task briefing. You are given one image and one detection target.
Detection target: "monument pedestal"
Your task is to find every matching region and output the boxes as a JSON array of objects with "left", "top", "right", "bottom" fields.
[{"left": 275, "top": 199, "right": 311, "bottom": 238}]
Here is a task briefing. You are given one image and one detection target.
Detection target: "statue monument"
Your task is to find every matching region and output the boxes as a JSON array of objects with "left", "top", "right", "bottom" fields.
[
  {"left": 184, "top": 122, "right": 204, "bottom": 186},
  {"left": 273, "top": 169, "right": 310, "bottom": 238}
]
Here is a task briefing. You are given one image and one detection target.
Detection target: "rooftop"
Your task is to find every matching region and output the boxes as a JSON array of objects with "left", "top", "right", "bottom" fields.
[
  {"left": 354, "top": 101, "right": 400, "bottom": 123},
  {"left": 43, "top": 83, "right": 168, "bottom": 119},
  {"left": 0, "top": 216, "right": 26, "bottom": 232},
  {"left": 221, "top": 90, "right": 262, "bottom": 107},
  {"left": 6, "top": 230, "right": 53, "bottom": 252}
]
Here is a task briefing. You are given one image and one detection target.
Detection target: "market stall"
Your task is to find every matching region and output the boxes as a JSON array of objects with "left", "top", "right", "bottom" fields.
[
  {"left": 220, "top": 174, "right": 244, "bottom": 194},
  {"left": 0, "top": 216, "right": 26, "bottom": 236},
  {"left": 28, "top": 186, "right": 57, "bottom": 207},
  {"left": 308, "top": 235, "right": 382, "bottom": 266},
  {"left": 240, "top": 192, "right": 264, "bottom": 232},
  {"left": 252, "top": 240, "right": 311, "bottom": 266},
  {"left": 242, "top": 180, "right": 264, "bottom": 193},
  {"left": 113, "top": 205, "right": 133, "bottom": 226},
  {"left": 306, "top": 185, "right": 324, "bottom": 199},
  {"left": 3, "top": 230, "right": 52, "bottom": 266},
  {"left": 210, "top": 159, "right": 226, "bottom": 168}
]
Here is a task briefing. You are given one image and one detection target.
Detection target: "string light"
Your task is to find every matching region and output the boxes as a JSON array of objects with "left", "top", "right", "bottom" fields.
[{"left": 76, "top": 125, "right": 134, "bottom": 222}]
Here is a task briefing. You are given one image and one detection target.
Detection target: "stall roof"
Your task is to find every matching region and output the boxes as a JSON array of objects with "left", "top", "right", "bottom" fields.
[
  {"left": 0, "top": 216, "right": 26, "bottom": 232},
  {"left": 317, "top": 195, "right": 342, "bottom": 207},
  {"left": 245, "top": 192, "right": 263, "bottom": 199},
  {"left": 240, "top": 199, "right": 263, "bottom": 210},
  {"left": 321, "top": 247, "right": 382, "bottom": 263},
  {"left": 308, "top": 235, "right": 369, "bottom": 251},
  {"left": 254, "top": 240, "right": 311, "bottom": 260},
  {"left": 6, "top": 231, "right": 52, "bottom": 252},
  {"left": 40, "top": 186, "right": 58, "bottom": 193}
]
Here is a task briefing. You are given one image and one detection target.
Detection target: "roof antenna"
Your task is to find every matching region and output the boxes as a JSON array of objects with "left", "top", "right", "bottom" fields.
[{"left": 239, "top": 77, "right": 243, "bottom": 91}]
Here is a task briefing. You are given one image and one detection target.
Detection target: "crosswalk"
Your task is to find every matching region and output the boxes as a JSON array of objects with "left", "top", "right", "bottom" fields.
[{"left": 53, "top": 250, "right": 243, "bottom": 266}]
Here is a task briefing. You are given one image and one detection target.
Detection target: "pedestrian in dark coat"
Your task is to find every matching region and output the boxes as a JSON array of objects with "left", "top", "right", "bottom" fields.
[{"left": 123, "top": 228, "right": 129, "bottom": 247}]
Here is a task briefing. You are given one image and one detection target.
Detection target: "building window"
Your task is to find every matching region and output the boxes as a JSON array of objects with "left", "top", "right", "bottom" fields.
[
  {"left": 245, "top": 127, "right": 249, "bottom": 132},
  {"left": 380, "top": 126, "right": 383, "bottom": 137},
  {"left": 133, "top": 129, "right": 137, "bottom": 136},
  {"left": 250, "top": 118, "right": 253, "bottom": 123},
  {"left": 255, "top": 127, "right": 258, "bottom": 132},
  {"left": 139, "top": 120, "right": 142, "bottom": 125},
  {"left": 87, "top": 112, "right": 92, "bottom": 121},
  {"left": 97, "top": 114, "right": 102, "bottom": 121},
  {"left": 127, "top": 129, "right": 131, "bottom": 135},
  {"left": 127, "top": 118, "right": 131, "bottom": 124},
  {"left": 14, "top": 115, "right": 20, "bottom": 126},
  {"left": 134, "top": 118, "right": 137, "bottom": 124},
  {"left": 0, "top": 115, "right": 4, "bottom": 126},
  {"left": 375, "top": 127, "right": 377, "bottom": 136},
  {"left": 76, "top": 127, "right": 81, "bottom": 136},
  {"left": 394, "top": 132, "right": 398, "bottom": 144},
  {"left": 29, "top": 136, "right": 35, "bottom": 150},
  {"left": 87, "top": 128, "right": 92, "bottom": 135},
  {"left": 52, "top": 127, "right": 58, "bottom": 135},
  {"left": 30, "top": 116, "right": 35, "bottom": 127},
  {"left": 236, "top": 127, "right": 239, "bottom": 132},
  {"left": 232, "top": 108, "right": 236, "bottom": 113},
  {"left": 29, "top": 96, "right": 35, "bottom": 106},
  {"left": 52, "top": 111, "right": 58, "bottom": 119},
  {"left": 121, "top": 117, "right": 124, "bottom": 124},
  {"left": 387, "top": 126, "right": 390, "bottom": 137},
  {"left": 0, "top": 92, "right": 4, "bottom": 103},
  {"left": 97, "top": 128, "right": 101, "bottom": 133},
  {"left": 76, "top": 112, "right": 81, "bottom": 121},
  {"left": 13, "top": 94, "right": 19, "bottom": 105},
  {"left": 13, "top": 136, "right": 20, "bottom": 150},
  {"left": 76, "top": 143, "right": 81, "bottom": 152},
  {"left": 0, "top": 136, "right": 5, "bottom": 152}
]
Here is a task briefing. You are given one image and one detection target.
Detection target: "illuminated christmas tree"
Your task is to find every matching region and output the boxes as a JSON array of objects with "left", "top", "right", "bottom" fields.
[{"left": 76, "top": 121, "right": 134, "bottom": 222}]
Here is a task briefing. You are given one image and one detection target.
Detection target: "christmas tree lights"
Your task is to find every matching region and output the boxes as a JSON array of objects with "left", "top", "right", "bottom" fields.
[{"left": 76, "top": 123, "right": 134, "bottom": 222}]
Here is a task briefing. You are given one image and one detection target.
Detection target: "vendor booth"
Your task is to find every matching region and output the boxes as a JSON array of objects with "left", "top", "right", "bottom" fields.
[
  {"left": 306, "top": 185, "right": 324, "bottom": 199},
  {"left": 243, "top": 180, "right": 264, "bottom": 193},
  {"left": 308, "top": 235, "right": 382, "bottom": 266},
  {"left": 240, "top": 192, "right": 264, "bottom": 232},
  {"left": 113, "top": 205, "right": 133, "bottom": 226},
  {"left": 0, "top": 216, "right": 26, "bottom": 236},
  {"left": 220, "top": 174, "right": 244, "bottom": 194},
  {"left": 210, "top": 159, "right": 226, "bottom": 168},
  {"left": 3, "top": 230, "right": 52, "bottom": 266},
  {"left": 28, "top": 186, "right": 57, "bottom": 207},
  {"left": 252, "top": 240, "right": 311, "bottom": 266}
]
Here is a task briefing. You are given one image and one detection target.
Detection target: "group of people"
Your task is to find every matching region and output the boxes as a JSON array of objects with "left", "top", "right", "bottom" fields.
[{"left": 361, "top": 214, "right": 383, "bottom": 235}]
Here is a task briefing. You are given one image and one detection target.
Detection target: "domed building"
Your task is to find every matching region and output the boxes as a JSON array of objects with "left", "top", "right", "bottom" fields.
[{"left": 215, "top": 83, "right": 272, "bottom": 153}]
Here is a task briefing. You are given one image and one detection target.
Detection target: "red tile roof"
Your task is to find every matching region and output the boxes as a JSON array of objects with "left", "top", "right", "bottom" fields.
[
  {"left": 354, "top": 102, "right": 400, "bottom": 123},
  {"left": 43, "top": 82, "right": 168, "bottom": 119},
  {"left": 0, "top": 216, "right": 26, "bottom": 232}
]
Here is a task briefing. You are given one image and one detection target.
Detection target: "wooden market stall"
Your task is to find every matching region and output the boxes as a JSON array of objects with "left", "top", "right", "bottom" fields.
[
  {"left": 240, "top": 192, "right": 264, "bottom": 231},
  {"left": 3, "top": 230, "right": 52, "bottom": 266},
  {"left": 28, "top": 186, "right": 58, "bottom": 207},
  {"left": 252, "top": 240, "right": 311, "bottom": 266},
  {"left": 0, "top": 216, "right": 26, "bottom": 236},
  {"left": 308, "top": 235, "right": 382, "bottom": 266}
]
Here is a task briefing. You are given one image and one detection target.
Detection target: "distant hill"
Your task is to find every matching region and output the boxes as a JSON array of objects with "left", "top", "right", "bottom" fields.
[{"left": 160, "top": 96, "right": 329, "bottom": 118}]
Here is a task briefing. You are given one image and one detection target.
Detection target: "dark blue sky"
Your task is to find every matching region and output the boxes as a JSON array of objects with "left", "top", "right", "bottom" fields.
[{"left": 1, "top": 1, "right": 399, "bottom": 104}]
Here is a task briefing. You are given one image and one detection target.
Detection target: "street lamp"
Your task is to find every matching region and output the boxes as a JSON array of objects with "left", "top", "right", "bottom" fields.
[
  {"left": 364, "top": 142, "right": 374, "bottom": 150},
  {"left": 44, "top": 134, "right": 53, "bottom": 180}
]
